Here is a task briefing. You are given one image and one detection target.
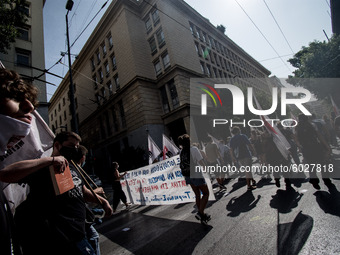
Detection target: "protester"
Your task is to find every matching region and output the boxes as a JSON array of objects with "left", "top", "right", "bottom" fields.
[
  {"left": 262, "top": 130, "right": 292, "bottom": 189},
  {"left": 250, "top": 130, "right": 266, "bottom": 166},
  {"left": 205, "top": 136, "right": 226, "bottom": 189},
  {"left": 229, "top": 126, "right": 257, "bottom": 191},
  {"left": 111, "top": 162, "right": 131, "bottom": 213},
  {"left": 8, "top": 131, "right": 112, "bottom": 254},
  {"left": 335, "top": 115, "right": 340, "bottom": 138},
  {"left": 276, "top": 123, "right": 301, "bottom": 165},
  {"left": 296, "top": 114, "right": 333, "bottom": 189},
  {"left": 0, "top": 69, "right": 39, "bottom": 255},
  {"left": 323, "top": 114, "right": 338, "bottom": 147},
  {"left": 178, "top": 134, "right": 210, "bottom": 224},
  {"left": 76, "top": 145, "right": 105, "bottom": 255}
]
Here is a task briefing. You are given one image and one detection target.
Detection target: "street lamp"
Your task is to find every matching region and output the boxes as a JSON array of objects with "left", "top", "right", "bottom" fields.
[{"left": 65, "top": 0, "right": 79, "bottom": 134}]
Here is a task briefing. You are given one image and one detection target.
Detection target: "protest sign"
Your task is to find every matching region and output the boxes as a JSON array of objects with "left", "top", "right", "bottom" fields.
[{"left": 121, "top": 155, "right": 215, "bottom": 205}]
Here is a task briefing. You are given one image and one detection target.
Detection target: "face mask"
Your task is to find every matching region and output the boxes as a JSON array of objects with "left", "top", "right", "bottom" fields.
[
  {"left": 59, "top": 146, "right": 80, "bottom": 161},
  {"left": 81, "top": 161, "right": 86, "bottom": 168},
  {"left": 0, "top": 114, "right": 31, "bottom": 155}
]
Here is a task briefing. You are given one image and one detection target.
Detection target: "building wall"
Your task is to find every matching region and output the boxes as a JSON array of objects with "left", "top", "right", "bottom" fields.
[
  {"left": 48, "top": 0, "right": 272, "bottom": 173},
  {"left": 0, "top": 0, "right": 48, "bottom": 122}
]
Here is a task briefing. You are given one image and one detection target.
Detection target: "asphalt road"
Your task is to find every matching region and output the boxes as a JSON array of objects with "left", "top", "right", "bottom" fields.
[{"left": 96, "top": 149, "right": 340, "bottom": 255}]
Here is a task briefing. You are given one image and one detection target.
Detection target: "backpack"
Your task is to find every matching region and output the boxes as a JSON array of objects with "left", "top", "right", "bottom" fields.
[{"left": 180, "top": 148, "right": 194, "bottom": 177}]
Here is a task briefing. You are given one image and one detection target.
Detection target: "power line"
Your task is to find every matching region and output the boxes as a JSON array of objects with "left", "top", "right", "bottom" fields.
[
  {"left": 234, "top": 0, "right": 292, "bottom": 73},
  {"left": 262, "top": 0, "right": 295, "bottom": 54},
  {"left": 70, "top": 0, "right": 109, "bottom": 49},
  {"left": 259, "top": 53, "right": 294, "bottom": 62}
]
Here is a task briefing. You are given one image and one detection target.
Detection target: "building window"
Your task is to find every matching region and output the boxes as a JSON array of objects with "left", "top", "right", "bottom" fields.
[
  {"left": 162, "top": 52, "right": 170, "bottom": 69},
  {"left": 200, "top": 62, "right": 205, "bottom": 74},
  {"left": 98, "top": 69, "right": 104, "bottom": 83},
  {"left": 149, "top": 37, "right": 157, "bottom": 55},
  {"left": 18, "top": 2, "right": 30, "bottom": 16},
  {"left": 189, "top": 23, "right": 194, "bottom": 35},
  {"left": 202, "top": 32, "right": 207, "bottom": 43},
  {"left": 108, "top": 34, "right": 113, "bottom": 49},
  {"left": 102, "top": 43, "right": 107, "bottom": 57},
  {"left": 196, "top": 27, "right": 201, "bottom": 40},
  {"left": 145, "top": 17, "right": 152, "bottom": 33},
  {"left": 93, "top": 75, "right": 98, "bottom": 90},
  {"left": 50, "top": 114, "right": 53, "bottom": 121},
  {"left": 58, "top": 103, "right": 61, "bottom": 111},
  {"left": 101, "top": 87, "right": 106, "bottom": 100},
  {"left": 152, "top": 8, "right": 160, "bottom": 25},
  {"left": 206, "top": 65, "right": 211, "bottom": 77},
  {"left": 111, "top": 107, "right": 119, "bottom": 132},
  {"left": 107, "top": 81, "right": 113, "bottom": 95},
  {"left": 160, "top": 86, "right": 170, "bottom": 113},
  {"left": 114, "top": 74, "right": 120, "bottom": 90},
  {"left": 105, "top": 62, "right": 110, "bottom": 76},
  {"left": 96, "top": 51, "right": 101, "bottom": 64},
  {"left": 111, "top": 53, "right": 117, "bottom": 70},
  {"left": 95, "top": 93, "right": 101, "bottom": 106},
  {"left": 195, "top": 42, "right": 200, "bottom": 56},
  {"left": 62, "top": 97, "right": 66, "bottom": 106},
  {"left": 154, "top": 60, "right": 162, "bottom": 76},
  {"left": 16, "top": 48, "right": 30, "bottom": 66},
  {"left": 63, "top": 111, "right": 66, "bottom": 120},
  {"left": 213, "top": 67, "right": 218, "bottom": 78},
  {"left": 17, "top": 27, "right": 30, "bottom": 41},
  {"left": 168, "top": 80, "right": 179, "bottom": 109},
  {"left": 118, "top": 100, "right": 126, "bottom": 128},
  {"left": 156, "top": 29, "right": 165, "bottom": 48},
  {"left": 90, "top": 58, "right": 95, "bottom": 71}
]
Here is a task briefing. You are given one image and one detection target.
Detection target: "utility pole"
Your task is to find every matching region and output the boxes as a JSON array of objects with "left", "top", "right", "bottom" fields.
[{"left": 65, "top": 0, "right": 79, "bottom": 134}]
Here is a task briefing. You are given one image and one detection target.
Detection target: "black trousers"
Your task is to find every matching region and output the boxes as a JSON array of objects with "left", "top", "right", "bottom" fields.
[{"left": 112, "top": 181, "right": 127, "bottom": 210}]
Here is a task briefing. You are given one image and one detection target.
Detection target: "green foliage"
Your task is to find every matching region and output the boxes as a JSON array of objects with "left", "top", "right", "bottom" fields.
[
  {"left": 287, "top": 35, "right": 340, "bottom": 102},
  {"left": 0, "top": 0, "right": 28, "bottom": 54}
]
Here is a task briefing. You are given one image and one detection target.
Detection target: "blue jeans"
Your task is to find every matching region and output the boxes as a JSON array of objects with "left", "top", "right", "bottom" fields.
[
  {"left": 87, "top": 224, "right": 100, "bottom": 255},
  {"left": 76, "top": 238, "right": 96, "bottom": 255}
]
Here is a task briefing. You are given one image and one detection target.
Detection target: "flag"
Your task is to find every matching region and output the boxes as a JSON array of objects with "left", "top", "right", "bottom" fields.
[
  {"left": 0, "top": 110, "right": 55, "bottom": 214},
  {"left": 162, "top": 134, "right": 180, "bottom": 160},
  {"left": 330, "top": 95, "right": 339, "bottom": 117},
  {"left": 253, "top": 93, "right": 291, "bottom": 160},
  {"left": 148, "top": 135, "right": 162, "bottom": 165}
]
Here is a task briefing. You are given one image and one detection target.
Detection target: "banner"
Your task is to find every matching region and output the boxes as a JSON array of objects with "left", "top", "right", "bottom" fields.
[
  {"left": 121, "top": 155, "right": 215, "bottom": 205},
  {"left": 0, "top": 111, "right": 55, "bottom": 214},
  {"left": 162, "top": 134, "right": 180, "bottom": 160},
  {"left": 148, "top": 135, "right": 162, "bottom": 165}
]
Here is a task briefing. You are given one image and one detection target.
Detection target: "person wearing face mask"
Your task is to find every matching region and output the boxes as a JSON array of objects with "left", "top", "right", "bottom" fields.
[
  {"left": 11, "top": 131, "right": 112, "bottom": 255},
  {"left": 0, "top": 68, "right": 41, "bottom": 255}
]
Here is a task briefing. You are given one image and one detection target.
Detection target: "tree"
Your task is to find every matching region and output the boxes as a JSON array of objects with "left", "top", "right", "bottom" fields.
[
  {"left": 0, "top": 0, "right": 28, "bottom": 54},
  {"left": 287, "top": 35, "right": 340, "bottom": 104}
]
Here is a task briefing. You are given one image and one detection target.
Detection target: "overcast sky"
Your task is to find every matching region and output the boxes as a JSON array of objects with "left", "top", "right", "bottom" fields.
[{"left": 43, "top": 0, "right": 333, "bottom": 101}]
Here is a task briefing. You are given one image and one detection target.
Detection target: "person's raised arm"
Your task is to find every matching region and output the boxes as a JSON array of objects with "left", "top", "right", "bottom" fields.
[{"left": 0, "top": 156, "right": 68, "bottom": 183}]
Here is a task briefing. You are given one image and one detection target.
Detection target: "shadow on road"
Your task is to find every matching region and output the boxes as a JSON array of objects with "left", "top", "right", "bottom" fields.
[
  {"left": 97, "top": 212, "right": 212, "bottom": 255},
  {"left": 269, "top": 188, "right": 303, "bottom": 214},
  {"left": 226, "top": 191, "right": 261, "bottom": 217},
  {"left": 277, "top": 211, "right": 313, "bottom": 255},
  {"left": 314, "top": 184, "right": 340, "bottom": 217}
]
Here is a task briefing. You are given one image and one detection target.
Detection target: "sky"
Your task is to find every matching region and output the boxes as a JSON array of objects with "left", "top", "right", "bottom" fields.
[{"left": 43, "top": 0, "right": 333, "bottom": 101}]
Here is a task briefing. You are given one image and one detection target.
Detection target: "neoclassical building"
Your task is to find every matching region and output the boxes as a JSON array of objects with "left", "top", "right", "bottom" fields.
[{"left": 49, "top": 0, "right": 271, "bottom": 173}]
